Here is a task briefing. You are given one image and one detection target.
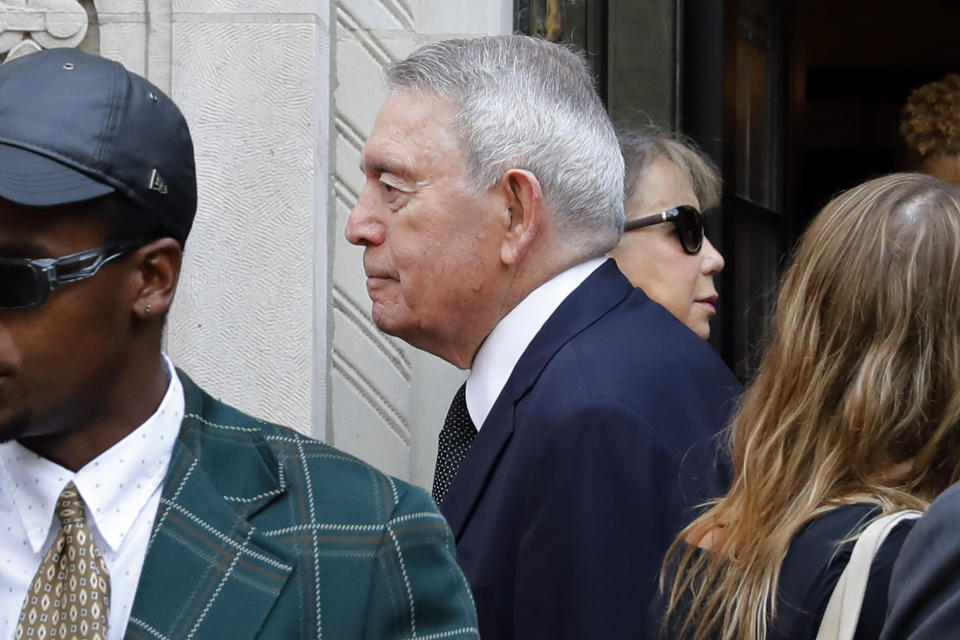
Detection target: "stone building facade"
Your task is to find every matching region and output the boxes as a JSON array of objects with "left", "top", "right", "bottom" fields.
[{"left": 1, "top": 0, "right": 511, "bottom": 488}]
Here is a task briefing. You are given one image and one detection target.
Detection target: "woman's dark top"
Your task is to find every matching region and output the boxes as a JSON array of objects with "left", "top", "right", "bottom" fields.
[
  {"left": 658, "top": 504, "right": 915, "bottom": 640},
  {"left": 772, "top": 503, "right": 915, "bottom": 640}
]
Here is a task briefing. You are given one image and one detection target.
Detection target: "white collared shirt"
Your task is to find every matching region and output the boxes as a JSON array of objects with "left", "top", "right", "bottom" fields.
[
  {"left": 467, "top": 258, "right": 605, "bottom": 431},
  {"left": 0, "top": 356, "right": 183, "bottom": 640}
]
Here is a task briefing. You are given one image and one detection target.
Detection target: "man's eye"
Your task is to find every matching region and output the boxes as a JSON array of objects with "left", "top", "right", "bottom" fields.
[{"left": 381, "top": 182, "right": 395, "bottom": 193}]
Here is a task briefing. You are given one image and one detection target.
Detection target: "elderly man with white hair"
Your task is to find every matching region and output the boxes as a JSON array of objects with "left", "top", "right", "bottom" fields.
[{"left": 346, "top": 35, "right": 740, "bottom": 640}]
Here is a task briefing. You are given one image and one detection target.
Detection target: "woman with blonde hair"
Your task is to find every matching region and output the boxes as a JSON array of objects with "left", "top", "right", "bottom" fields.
[
  {"left": 608, "top": 127, "right": 725, "bottom": 340},
  {"left": 661, "top": 173, "right": 960, "bottom": 640}
]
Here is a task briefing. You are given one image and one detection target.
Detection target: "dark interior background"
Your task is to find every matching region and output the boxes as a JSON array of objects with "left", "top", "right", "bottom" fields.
[{"left": 515, "top": 0, "right": 960, "bottom": 379}]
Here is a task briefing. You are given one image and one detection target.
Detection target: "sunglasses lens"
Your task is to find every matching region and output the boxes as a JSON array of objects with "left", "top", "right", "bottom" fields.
[
  {"left": 0, "top": 262, "right": 44, "bottom": 309},
  {"left": 675, "top": 207, "right": 703, "bottom": 254}
]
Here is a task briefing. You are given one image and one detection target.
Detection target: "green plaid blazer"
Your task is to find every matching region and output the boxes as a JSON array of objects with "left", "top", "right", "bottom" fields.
[{"left": 124, "top": 370, "right": 479, "bottom": 640}]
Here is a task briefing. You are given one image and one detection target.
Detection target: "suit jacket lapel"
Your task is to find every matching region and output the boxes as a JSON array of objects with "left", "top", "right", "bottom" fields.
[
  {"left": 126, "top": 374, "right": 294, "bottom": 640},
  {"left": 441, "top": 260, "right": 634, "bottom": 537}
]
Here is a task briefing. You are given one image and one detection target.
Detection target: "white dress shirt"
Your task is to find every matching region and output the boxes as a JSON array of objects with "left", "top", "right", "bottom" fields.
[
  {"left": 467, "top": 258, "right": 605, "bottom": 431},
  {"left": 0, "top": 356, "right": 183, "bottom": 640}
]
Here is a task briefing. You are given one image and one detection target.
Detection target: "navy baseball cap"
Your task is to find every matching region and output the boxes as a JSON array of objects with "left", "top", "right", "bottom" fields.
[{"left": 0, "top": 49, "right": 197, "bottom": 243}]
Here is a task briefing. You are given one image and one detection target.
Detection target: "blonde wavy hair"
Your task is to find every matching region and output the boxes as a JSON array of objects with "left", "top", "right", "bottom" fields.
[
  {"left": 662, "top": 173, "right": 960, "bottom": 640},
  {"left": 619, "top": 127, "right": 722, "bottom": 212}
]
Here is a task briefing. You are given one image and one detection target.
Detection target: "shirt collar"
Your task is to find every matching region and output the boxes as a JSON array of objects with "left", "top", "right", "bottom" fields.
[
  {"left": 467, "top": 258, "right": 604, "bottom": 430},
  {"left": 0, "top": 356, "right": 184, "bottom": 553}
]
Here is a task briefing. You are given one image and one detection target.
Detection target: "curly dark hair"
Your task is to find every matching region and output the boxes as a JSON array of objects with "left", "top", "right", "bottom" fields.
[{"left": 900, "top": 74, "right": 960, "bottom": 158}]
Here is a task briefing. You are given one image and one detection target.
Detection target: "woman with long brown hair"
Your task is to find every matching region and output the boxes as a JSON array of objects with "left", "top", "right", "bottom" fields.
[{"left": 661, "top": 173, "right": 960, "bottom": 640}]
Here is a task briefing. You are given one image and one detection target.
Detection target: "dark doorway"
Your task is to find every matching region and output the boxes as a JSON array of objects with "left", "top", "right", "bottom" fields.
[
  {"left": 792, "top": 0, "right": 960, "bottom": 229},
  {"left": 684, "top": 0, "right": 960, "bottom": 379},
  {"left": 513, "top": 0, "right": 960, "bottom": 380}
]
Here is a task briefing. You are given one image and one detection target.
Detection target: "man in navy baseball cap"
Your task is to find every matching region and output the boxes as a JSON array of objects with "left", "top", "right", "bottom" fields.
[
  {"left": 0, "top": 49, "right": 477, "bottom": 640},
  {"left": 0, "top": 48, "right": 196, "bottom": 244}
]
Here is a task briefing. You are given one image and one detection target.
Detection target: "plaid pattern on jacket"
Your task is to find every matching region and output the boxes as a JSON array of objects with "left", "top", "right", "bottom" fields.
[{"left": 124, "top": 370, "right": 478, "bottom": 640}]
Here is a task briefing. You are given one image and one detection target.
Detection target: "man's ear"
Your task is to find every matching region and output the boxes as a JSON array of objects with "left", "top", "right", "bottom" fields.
[
  {"left": 499, "top": 168, "right": 543, "bottom": 266},
  {"left": 130, "top": 238, "right": 183, "bottom": 319}
]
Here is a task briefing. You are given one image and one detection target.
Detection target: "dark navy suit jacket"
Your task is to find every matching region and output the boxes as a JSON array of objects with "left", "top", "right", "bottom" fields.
[
  {"left": 881, "top": 480, "right": 960, "bottom": 640},
  {"left": 439, "top": 260, "right": 741, "bottom": 639}
]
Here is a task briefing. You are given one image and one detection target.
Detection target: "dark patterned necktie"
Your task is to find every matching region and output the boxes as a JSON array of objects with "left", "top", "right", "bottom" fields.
[
  {"left": 17, "top": 482, "right": 110, "bottom": 640},
  {"left": 432, "top": 383, "right": 477, "bottom": 504}
]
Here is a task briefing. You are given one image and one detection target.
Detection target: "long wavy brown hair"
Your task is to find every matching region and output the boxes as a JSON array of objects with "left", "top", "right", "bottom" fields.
[{"left": 662, "top": 173, "right": 960, "bottom": 640}]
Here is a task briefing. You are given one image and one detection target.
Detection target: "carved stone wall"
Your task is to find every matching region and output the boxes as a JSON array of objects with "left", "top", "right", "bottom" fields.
[
  {"left": 0, "top": 0, "right": 88, "bottom": 61},
  {"left": 0, "top": 0, "right": 511, "bottom": 488},
  {"left": 165, "top": 6, "right": 327, "bottom": 443}
]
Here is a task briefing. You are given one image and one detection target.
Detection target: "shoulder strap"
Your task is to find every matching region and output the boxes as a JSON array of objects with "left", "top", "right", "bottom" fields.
[{"left": 815, "top": 509, "right": 922, "bottom": 640}]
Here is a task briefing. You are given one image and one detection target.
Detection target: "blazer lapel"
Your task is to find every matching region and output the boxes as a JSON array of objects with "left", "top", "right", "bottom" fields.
[
  {"left": 125, "top": 376, "right": 294, "bottom": 640},
  {"left": 441, "top": 260, "right": 634, "bottom": 537}
]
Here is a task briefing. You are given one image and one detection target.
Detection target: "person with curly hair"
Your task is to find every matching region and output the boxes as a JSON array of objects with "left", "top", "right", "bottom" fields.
[{"left": 900, "top": 74, "right": 960, "bottom": 185}]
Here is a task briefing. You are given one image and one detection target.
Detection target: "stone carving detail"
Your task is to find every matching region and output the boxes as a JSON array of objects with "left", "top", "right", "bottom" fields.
[{"left": 0, "top": 0, "right": 88, "bottom": 63}]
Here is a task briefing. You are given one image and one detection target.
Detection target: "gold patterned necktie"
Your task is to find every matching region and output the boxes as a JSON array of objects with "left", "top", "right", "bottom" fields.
[{"left": 17, "top": 482, "right": 110, "bottom": 640}]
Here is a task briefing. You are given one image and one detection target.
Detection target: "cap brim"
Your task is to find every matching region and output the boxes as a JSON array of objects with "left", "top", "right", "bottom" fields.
[{"left": 0, "top": 143, "right": 114, "bottom": 207}]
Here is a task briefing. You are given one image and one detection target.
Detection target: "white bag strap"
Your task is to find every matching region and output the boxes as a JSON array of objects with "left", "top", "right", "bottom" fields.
[{"left": 814, "top": 509, "right": 922, "bottom": 640}]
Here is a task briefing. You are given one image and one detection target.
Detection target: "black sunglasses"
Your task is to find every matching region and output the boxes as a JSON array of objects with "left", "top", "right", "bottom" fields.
[
  {"left": 622, "top": 205, "right": 704, "bottom": 255},
  {"left": 0, "top": 241, "right": 142, "bottom": 310}
]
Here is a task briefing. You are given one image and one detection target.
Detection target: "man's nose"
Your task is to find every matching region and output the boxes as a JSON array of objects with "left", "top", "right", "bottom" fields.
[
  {"left": 345, "top": 189, "right": 385, "bottom": 247},
  {"left": 0, "top": 321, "right": 15, "bottom": 362}
]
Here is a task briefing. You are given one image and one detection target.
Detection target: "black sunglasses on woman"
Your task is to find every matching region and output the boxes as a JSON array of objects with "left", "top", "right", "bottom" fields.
[{"left": 622, "top": 205, "right": 703, "bottom": 255}]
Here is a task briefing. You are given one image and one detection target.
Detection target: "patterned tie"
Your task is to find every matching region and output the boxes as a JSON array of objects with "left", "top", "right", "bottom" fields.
[
  {"left": 432, "top": 383, "right": 477, "bottom": 504},
  {"left": 17, "top": 483, "right": 110, "bottom": 640}
]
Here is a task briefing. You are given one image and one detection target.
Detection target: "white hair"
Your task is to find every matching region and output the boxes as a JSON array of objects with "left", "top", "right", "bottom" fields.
[{"left": 387, "top": 35, "right": 624, "bottom": 257}]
